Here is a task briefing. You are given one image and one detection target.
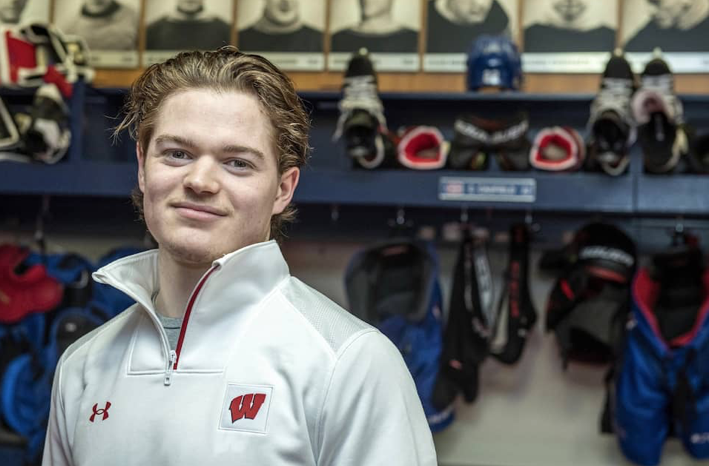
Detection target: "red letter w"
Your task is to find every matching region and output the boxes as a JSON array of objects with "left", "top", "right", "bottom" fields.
[{"left": 230, "top": 393, "right": 266, "bottom": 423}]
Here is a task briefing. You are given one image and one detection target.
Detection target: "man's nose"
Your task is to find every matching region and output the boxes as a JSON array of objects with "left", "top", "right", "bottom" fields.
[{"left": 183, "top": 157, "right": 220, "bottom": 194}]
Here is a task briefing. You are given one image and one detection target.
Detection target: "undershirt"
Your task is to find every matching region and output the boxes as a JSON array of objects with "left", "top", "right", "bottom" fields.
[
  {"left": 152, "top": 292, "right": 183, "bottom": 351},
  {"left": 156, "top": 313, "right": 182, "bottom": 351}
]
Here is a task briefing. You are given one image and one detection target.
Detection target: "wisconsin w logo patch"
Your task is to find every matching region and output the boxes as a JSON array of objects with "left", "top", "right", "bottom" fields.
[
  {"left": 219, "top": 384, "right": 272, "bottom": 433},
  {"left": 230, "top": 393, "right": 266, "bottom": 422}
]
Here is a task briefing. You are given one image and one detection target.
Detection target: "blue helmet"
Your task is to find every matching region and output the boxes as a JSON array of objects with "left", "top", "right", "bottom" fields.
[{"left": 467, "top": 35, "right": 522, "bottom": 91}]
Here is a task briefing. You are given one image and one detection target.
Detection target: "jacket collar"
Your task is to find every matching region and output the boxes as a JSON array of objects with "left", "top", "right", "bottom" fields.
[{"left": 92, "top": 240, "right": 290, "bottom": 372}]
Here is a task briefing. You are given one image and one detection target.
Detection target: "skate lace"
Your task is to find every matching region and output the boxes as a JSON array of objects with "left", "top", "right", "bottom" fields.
[
  {"left": 591, "top": 77, "right": 633, "bottom": 122},
  {"left": 640, "top": 73, "right": 683, "bottom": 124},
  {"left": 332, "top": 75, "right": 386, "bottom": 141}
]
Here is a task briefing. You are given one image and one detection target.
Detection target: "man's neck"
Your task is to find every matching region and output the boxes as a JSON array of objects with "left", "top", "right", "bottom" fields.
[
  {"left": 253, "top": 10, "right": 302, "bottom": 34},
  {"left": 354, "top": 13, "right": 399, "bottom": 34},
  {"left": 155, "top": 249, "right": 212, "bottom": 319}
]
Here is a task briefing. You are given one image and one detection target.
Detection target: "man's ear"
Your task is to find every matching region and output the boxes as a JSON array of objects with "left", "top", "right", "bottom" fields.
[
  {"left": 272, "top": 167, "right": 300, "bottom": 215},
  {"left": 136, "top": 142, "right": 146, "bottom": 193}
]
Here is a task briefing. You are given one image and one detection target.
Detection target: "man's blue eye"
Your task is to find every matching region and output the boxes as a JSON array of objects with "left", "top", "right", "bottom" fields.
[{"left": 228, "top": 160, "right": 249, "bottom": 169}]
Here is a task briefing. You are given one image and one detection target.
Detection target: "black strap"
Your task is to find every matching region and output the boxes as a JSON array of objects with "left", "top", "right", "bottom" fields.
[
  {"left": 433, "top": 230, "right": 489, "bottom": 407},
  {"left": 490, "top": 223, "right": 537, "bottom": 365},
  {"left": 600, "top": 365, "right": 616, "bottom": 434}
]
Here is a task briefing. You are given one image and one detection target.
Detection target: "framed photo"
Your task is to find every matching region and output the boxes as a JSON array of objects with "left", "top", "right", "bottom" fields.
[
  {"left": 53, "top": 0, "right": 140, "bottom": 68},
  {"left": 622, "top": 0, "right": 709, "bottom": 73},
  {"left": 143, "top": 0, "right": 234, "bottom": 66},
  {"left": 328, "top": 0, "right": 420, "bottom": 72},
  {"left": 237, "top": 0, "right": 325, "bottom": 71},
  {"left": 424, "top": 0, "right": 519, "bottom": 72},
  {"left": 522, "top": 0, "right": 618, "bottom": 73},
  {"left": 0, "top": 0, "right": 49, "bottom": 25}
]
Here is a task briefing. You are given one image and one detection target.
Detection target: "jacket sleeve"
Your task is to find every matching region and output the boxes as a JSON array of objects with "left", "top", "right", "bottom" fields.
[
  {"left": 42, "top": 354, "right": 73, "bottom": 466},
  {"left": 317, "top": 330, "right": 437, "bottom": 466}
]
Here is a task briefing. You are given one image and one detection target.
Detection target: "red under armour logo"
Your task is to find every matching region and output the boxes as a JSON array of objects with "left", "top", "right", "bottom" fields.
[
  {"left": 229, "top": 393, "right": 266, "bottom": 423},
  {"left": 90, "top": 402, "right": 111, "bottom": 422}
]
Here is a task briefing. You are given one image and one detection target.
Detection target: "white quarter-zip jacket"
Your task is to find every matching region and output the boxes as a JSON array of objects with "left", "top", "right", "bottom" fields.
[{"left": 42, "top": 240, "right": 437, "bottom": 466}]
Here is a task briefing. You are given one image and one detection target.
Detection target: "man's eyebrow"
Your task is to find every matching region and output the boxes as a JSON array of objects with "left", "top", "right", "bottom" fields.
[
  {"left": 154, "top": 134, "right": 197, "bottom": 148},
  {"left": 154, "top": 134, "right": 265, "bottom": 161},
  {"left": 221, "top": 144, "right": 266, "bottom": 161}
]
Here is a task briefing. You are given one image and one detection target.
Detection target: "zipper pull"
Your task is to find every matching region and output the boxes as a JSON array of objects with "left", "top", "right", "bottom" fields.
[{"left": 164, "top": 350, "right": 177, "bottom": 386}]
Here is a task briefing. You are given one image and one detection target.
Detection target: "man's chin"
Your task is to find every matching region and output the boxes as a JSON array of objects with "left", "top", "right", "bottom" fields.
[
  {"left": 269, "top": 12, "right": 298, "bottom": 26},
  {"left": 161, "top": 241, "right": 223, "bottom": 268}
]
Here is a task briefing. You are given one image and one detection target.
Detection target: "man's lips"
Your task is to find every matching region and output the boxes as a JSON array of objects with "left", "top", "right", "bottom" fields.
[{"left": 173, "top": 202, "right": 227, "bottom": 220}]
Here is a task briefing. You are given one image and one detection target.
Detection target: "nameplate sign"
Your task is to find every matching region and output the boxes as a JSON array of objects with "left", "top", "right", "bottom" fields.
[{"left": 439, "top": 177, "right": 536, "bottom": 203}]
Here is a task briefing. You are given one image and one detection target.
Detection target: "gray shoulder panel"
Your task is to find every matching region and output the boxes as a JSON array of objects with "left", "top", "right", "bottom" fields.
[{"left": 280, "top": 277, "right": 373, "bottom": 353}]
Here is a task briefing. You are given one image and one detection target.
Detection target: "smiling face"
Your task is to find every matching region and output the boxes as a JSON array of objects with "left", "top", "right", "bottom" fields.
[
  {"left": 177, "top": 0, "right": 204, "bottom": 15},
  {"left": 264, "top": 0, "right": 299, "bottom": 25},
  {"left": 137, "top": 89, "right": 299, "bottom": 266},
  {"left": 447, "top": 0, "right": 493, "bottom": 23}
]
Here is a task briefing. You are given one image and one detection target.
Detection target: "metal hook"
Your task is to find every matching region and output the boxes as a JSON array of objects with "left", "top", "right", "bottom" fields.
[
  {"left": 672, "top": 215, "right": 685, "bottom": 246},
  {"left": 34, "top": 195, "right": 51, "bottom": 259},
  {"left": 675, "top": 215, "right": 685, "bottom": 234},
  {"left": 396, "top": 207, "right": 406, "bottom": 226},
  {"left": 524, "top": 208, "right": 541, "bottom": 233},
  {"left": 460, "top": 206, "right": 469, "bottom": 224}
]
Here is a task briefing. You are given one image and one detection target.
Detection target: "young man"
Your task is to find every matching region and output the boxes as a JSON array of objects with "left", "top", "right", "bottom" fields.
[
  {"left": 42, "top": 47, "right": 437, "bottom": 465},
  {"left": 146, "top": 0, "right": 231, "bottom": 51},
  {"left": 238, "top": 0, "right": 323, "bottom": 53},
  {"left": 58, "top": 0, "right": 138, "bottom": 51},
  {"left": 523, "top": 0, "right": 616, "bottom": 53},
  {"left": 0, "top": 0, "right": 28, "bottom": 24},
  {"left": 625, "top": 0, "right": 709, "bottom": 52},
  {"left": 330, "top": 0, "right": 418, "bottom": 53},
  {"left": 426, "top": 0, "right": 511, "bottom": 53}
]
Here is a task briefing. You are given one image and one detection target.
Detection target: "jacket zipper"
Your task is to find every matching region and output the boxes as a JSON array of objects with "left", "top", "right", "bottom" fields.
[
  {"left": 164, "top": 350, "right": 177, "bottom": 386},
  {"left": 164, "top": 266, "right": 219, "bottom": 385}
]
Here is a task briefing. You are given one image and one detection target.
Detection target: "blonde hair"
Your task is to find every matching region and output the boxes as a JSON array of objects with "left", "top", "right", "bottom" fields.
[{"left": 115, "top": 46, "right": 310, "bottom": 242}]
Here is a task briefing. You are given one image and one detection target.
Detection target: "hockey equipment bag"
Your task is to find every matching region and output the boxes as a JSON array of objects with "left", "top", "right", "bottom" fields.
[
  {"left": 545, "top": 222, "right": 636, "bottom": 367},
  {"left": 0, "top": 244, "right": 62, "bottom": 324},
  {"left": 345, "top": 240, "right": 454, "bottom": 432}
]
